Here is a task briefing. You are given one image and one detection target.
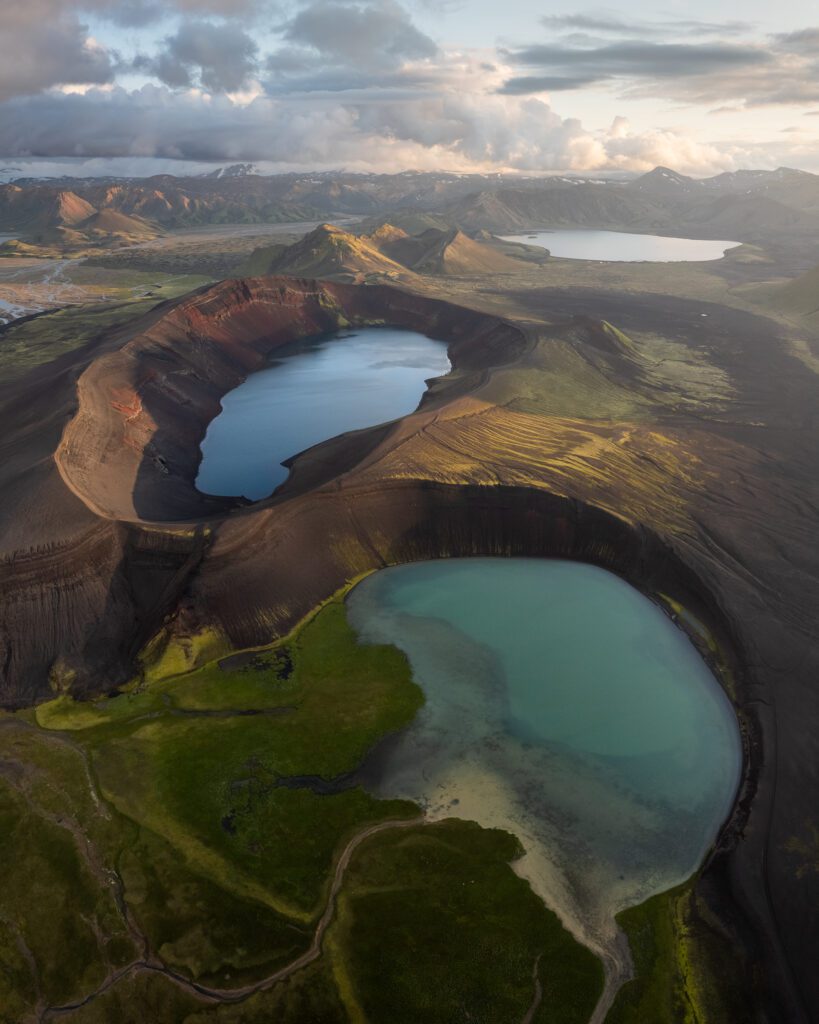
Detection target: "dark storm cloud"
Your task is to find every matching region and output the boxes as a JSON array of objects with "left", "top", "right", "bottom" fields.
[
  {"left": 137, "top": 20, "right": 259, "bottom": 92},
  {"left": 0, "top": 1, "right": 114, "bottom": 101},
  {"left": 262, "top": 65, "right": 444, "bottom": 96},
  {"left": 500, "top": 30, "right": 819, "bottom": 107},
  {"left": 261, "top": 0, "right": 439, "bottom": 97},
  {"left": 0, "top": 87, "right": 341, "bottom": 162},
  {"left": 0, "top": 82, "right": 611, "bottom": 171},
  {"left": 0, "top": 0, "right": 269, "bottom": 102},
  {"left": 503, "top": 41, "right": 769, "bottom": 83},
  {"left": 275, "top": 0, "right": 437, "bottom": 71},
  {"left": 0, "top": 58, "right": 775, "bottom": 176},
  {"left": 498, "top": 74, "right": 608, "bottom": 95}
]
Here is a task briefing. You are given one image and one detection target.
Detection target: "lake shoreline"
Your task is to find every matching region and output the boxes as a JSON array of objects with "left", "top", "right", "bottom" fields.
[
  {"left": 195, "top": 326, "right": 450, "bottom": 501},
  {"left": 346, "top": 558, "right": 743, "bottom": 1010},
  {"left": 500, "top": 228, "right": 740, "bottom": 262}
]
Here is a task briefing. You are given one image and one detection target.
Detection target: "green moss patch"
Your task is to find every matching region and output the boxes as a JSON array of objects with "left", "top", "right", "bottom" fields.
[
  {"left": 606, "top": 882, "right": 751, "bottom": 1024},
  {"left": 328, "top": 819, "right": 603, "bottom": 1024},
  {"left": 6, "top": 600, "right": 608, "bottom": 1021}
]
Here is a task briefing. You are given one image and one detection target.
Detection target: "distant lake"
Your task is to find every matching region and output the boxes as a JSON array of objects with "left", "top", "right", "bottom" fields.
[
  {"left": 196, "top": 327, "right": 450, "bottom": 500},
  {"left": 500, "top": 229, "right": 739, "bottom": 262},
  {"left": 348, "top": 558, "right": 741, "bottom": 970}
]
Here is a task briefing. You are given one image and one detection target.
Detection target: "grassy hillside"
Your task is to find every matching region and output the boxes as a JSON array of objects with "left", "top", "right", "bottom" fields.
[
  {"left": 0, "top": 599, "right": 602, "bottom": 1021},
  {"left": 267, "top": 223, "right": 409, "bottom": 279},
  {"left": 606, "top": 881, "right": 754, "bottom": 1024},
  {"left": 442, "top": 186, "right": 664, "bottom": 233},
  {"left": 0, "top": 277, "right": 210, "bottom": 383},
  {"left": 774, "top": 265, "right": 819, "bottom": 317}
]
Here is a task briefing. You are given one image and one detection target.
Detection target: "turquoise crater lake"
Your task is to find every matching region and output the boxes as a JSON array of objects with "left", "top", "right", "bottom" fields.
[
  {"left": 500, "top": 229, "right": 739, "bottom": 262},
  {"left": 196, "top": 327, "right": 450, "bottom": 500},
  {"left": 347, "top": 558, "right": 742, "bottom": 981}
]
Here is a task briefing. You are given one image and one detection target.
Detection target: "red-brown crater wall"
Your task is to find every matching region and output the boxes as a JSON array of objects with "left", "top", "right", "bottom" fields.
[{"left": 56, "top": 276, "right": 526, "bottom": 523}]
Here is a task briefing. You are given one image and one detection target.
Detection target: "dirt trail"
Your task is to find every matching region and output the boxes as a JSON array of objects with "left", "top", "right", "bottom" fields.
[
  {"left": 521, "top": 954, "right": 543, "bottom": 1024},
  {"left": 41, "top": 815, "right": 424, "bottom": 1018},
  {"left": 4, "top": 714, "right": 627, "bottom": 1023}
]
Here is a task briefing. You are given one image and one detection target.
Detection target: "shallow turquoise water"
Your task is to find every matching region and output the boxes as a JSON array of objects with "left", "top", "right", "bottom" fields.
[
  {"left": 196, "top": 327, "right": 450, "bottom": 500},
  {"left": 500, "top": 229, "right": 739, "bottom": 262},
  {"left": 346, "top": 558, "right": 742, "bottom": 961}
]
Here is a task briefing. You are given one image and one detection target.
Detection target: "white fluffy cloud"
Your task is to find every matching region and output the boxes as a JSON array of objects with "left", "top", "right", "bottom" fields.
[
  {"left": 0, "top": 1, "right": 114, "bottom": 101},
  {"left": 0, "top": 83, "right": 754, "bottom": 175},
  {"left": 0, "top": 0, "right": 816, "bottom": 175}
]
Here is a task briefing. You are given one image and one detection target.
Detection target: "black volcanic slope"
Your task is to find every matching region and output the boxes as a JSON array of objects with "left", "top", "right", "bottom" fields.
[{"left": 0, "top": 269, "right": 817, "bottom": 1022}]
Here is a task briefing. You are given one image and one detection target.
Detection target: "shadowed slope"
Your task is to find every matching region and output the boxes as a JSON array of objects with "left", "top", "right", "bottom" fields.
[
  {"left": 774, "top": 264, "right": 819, "bottom": 321},
  {"left": 0, "top": 270, "right": 818, "bottom": 1022}
]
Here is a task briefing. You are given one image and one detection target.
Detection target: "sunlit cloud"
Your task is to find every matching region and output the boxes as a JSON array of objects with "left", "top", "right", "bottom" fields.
[{"left": 1, "top": 0, "right": 818, "bottom": 175}]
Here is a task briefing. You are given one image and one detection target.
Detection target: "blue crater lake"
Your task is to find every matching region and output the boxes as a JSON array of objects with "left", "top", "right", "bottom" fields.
[
  {"left": 347, "top": 558, "right": 742, "bottom": 993},
  {"left": 500, "top": 229, "right": 739, "bottom": 262},
  {"left": 196, "top": 327, "right": 450, "bottom": 500}
]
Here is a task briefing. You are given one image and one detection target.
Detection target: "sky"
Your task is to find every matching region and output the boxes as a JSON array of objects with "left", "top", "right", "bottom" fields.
[{"left": 1, "top": 0, "right": 819, "bottom": 178}]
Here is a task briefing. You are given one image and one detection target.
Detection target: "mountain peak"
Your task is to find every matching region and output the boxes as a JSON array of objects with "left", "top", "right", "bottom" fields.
[
  {"left": 642, "top": 167, "right": 692, "bottom": 183},
  {"left": 628, "top": 166, "right": 699, "bottom": 196},
  {"left": 201, "top": 163, "right": 261, "bottom": 179},
  {"left": 48, "top": 190, "right": 98, "bottom": 226}
]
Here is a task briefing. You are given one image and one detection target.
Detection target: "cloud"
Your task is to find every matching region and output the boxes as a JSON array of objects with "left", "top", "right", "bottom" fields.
[
  {"left": 540, "top": 15, "right": 753, "bottom": 38},
  {"left": 1, "top": 0, "right": 817, "bottom": 178},
  {"left": 499, "top": 74, "right": 609, "bottom": 94},
  {"left": 137, "top": 20, "right": 259, "bottom": 92},
  {"left": 599, "top": 118, "right": 743, "bottom": 174},
  {"left": 0, "top": 0, "right": 271, "bottom": 102},
  {"left": 267, "top": 0, "right": 437, "bottom": 85},
  {"left": 0, "top": 1, "right": 114, "bottom": 101},
  {"left": 0, "top": 82, "right": 757, "bottom": 176},
  {"left": 282, "top": 0, "right": 437, "bottom": 65},
  {"left": 1, "top": 85, "right": 504, "bottom": 172},
  {"left": 500, "top": 31, "right": 819, "bottom": 107},
  {"left": 773, "top": 29, "right": 819, "bottom": 53},
  {"left": 81, "top": 0, "right": 271, "bottom": 28},
  {"left": 502, "top": 40, "right": 769, "bottom": 88}
]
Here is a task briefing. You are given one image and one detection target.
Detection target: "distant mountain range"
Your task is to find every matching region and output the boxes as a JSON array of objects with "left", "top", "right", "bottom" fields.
[
  {"left": 433, "top": 166, "right": 819, "bottom": 239},
  {"left": 0, "top": 186, "right": 161, "bottom": 256},
  {"left": 2, "top": 166, "right": 819, "bottom": 246}
]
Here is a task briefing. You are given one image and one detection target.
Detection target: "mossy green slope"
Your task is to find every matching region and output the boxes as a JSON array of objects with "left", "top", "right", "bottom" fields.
[
  {"left": 328, "top": 818, "right": 603, "bottom": 1024},
  {"left": 1, "top": 601, "right": 603, "bottom": 1021},
  {"left": 0, "top": 279, "right": 209, "bottom": 384},
  {"left": 0, "top": 724, "right": 139, "bottom": 1017},
  {"left": 607, "top": 882, "right": 753, "bottom": 1024}
]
